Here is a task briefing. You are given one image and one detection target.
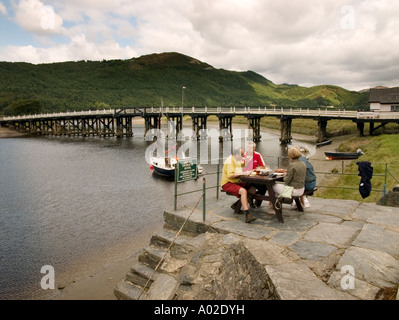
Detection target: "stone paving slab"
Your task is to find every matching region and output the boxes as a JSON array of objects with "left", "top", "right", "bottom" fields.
[
  {"left": 289, "top": 241, "right": 338, "bottom": 260},
  {"left": 367, "top": 210, "right": 399, "bottom": 231},
  {"left": 265, "top": 262, "right": 354, "bottom": 300},
  {"left": 303, "top": 222, "right": 362, "bottom": 248},
  {"left": 212, "top": 220, "right": 274, "bottom": 239},
  {"left": 352, "top": 224, "right": 399, "bottom": 258},
  {"left": 243, "top": 238, "right": 291, "bottom": 266},
  {"left": 328, "top": 270, "right": 381, "bottom": 300},
  {"left": 270, "top": 231, "right": 302, "bottom": 246},
  {"left": 335, "top": 246, "right": 399, "bottom": 289}
]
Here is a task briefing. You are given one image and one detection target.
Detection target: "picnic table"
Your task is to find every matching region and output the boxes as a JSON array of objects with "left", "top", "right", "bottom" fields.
[{"left": 239, "top": 174, "right": 304, "bottom": 223}]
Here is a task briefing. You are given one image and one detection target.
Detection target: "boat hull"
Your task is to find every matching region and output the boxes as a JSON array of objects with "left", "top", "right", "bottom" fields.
[
  {"left": 324, "top": 152, "right": 359, "bottom": 160},
  {"left": 150, "top": 157, "right": 203, "bottom": 179},
  {"left": 150, "top": 156, "right": 177, "bottom": 178},
  {"left": 152, "top": 165, "right": 175, "bottom": 177},
  {"left": 316, "top": 140, "right": 332, "bottom": 148}
]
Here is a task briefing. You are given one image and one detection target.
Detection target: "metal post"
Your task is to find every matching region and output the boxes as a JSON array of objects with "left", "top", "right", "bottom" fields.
[
  {"left": 383, "top": 163, "right": 388, "bottom": 205},
  {"left": 203, "top": 177, "right": 206, "bottom": 222},
  {"left": 174, "top": 163, "right": 178, "bottom": 211},
  {"left": 216, "top": 162, "right": 220, "bottom": 200}
]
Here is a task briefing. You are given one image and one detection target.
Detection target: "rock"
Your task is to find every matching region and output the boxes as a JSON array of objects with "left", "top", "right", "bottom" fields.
[
  {"left": 145, "top": 274, "right": 178, "bottom": 300},
  {"left": 328, "top": 270, "right": 381, "bottom": 300},
  {"left": 265, "top": 262, "right": 354, "bottom": 300},
  {"left": 243, "top": 238, "right": 291, "bottom": 265},
  {"left": 336, "top": 246, "right": 399, "bottom": 289}
]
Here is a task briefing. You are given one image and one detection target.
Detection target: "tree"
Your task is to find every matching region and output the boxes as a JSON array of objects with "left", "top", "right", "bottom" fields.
[{"left": 3, "top": 99, "right": 43, "bottom": 116}]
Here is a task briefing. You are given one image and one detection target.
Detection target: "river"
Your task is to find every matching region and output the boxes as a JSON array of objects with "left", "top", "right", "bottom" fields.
[{"left": 0, "top": 121, "right": 315, "bottom": 299}]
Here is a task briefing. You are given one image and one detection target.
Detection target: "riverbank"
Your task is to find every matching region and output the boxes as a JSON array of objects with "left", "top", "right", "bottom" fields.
[
  {"left": 0, "top": 127, "right": 30, "bottom": 138},
  {"left": 51, "top": 222, "right": 163, "bottom": 300}
]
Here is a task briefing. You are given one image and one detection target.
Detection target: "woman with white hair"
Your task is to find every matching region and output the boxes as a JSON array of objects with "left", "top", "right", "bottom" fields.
[{"left": 273, "top": 146, "right": 306, "bottom": 198}]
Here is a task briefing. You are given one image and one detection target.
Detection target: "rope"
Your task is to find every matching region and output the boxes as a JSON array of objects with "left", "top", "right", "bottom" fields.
[{"left": 137, "top": 194, "right": 204, "bottom": 300}]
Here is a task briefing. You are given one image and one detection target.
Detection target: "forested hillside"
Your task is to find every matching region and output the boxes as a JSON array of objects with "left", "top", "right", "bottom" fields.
[{"left": 0, "top": 52, "right": 369, "bottom": 116}]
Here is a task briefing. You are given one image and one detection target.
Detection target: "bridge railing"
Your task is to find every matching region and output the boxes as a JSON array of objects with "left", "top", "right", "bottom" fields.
[
  {"left": 2, "top": 107, "right": 398, "bottom": 121},
  {"left": 357, "top": 111, "right": 399, "bottom": 120},
  {"left": 147, "top": 106, "right": 359, "bottom": 118},
  {"left": 1, "top": 109, "right": 116, "bottom": 121}
]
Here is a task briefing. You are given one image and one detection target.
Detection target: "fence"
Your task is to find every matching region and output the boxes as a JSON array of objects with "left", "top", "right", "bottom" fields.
[
  {"left": 173, "top": 162, "right": 221, "bottom": 222},
  {"left": 314, "top": 162, "right": 399, "bottom": 204}
]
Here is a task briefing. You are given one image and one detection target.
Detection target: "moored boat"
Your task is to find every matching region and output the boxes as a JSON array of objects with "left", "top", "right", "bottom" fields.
[
  {"left": 325, "top": 149, "right": 364, "bottom": 160},
  {"left": 316, "top": 140, "right": 332, "bottom": 148},
  {"left": 150, "top": 157, "right": 177, "bottom": 177},
  {"left": 150, "top": 156, "right": 204, "bottom": 178}
]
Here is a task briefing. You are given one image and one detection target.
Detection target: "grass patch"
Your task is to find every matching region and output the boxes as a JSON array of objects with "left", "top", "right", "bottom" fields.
[
  {"left": 316, "top": 134, "right": 399, "bottom": 203},
  {"left": 222, "top": 115, "right": 399, "bottom": 204}
]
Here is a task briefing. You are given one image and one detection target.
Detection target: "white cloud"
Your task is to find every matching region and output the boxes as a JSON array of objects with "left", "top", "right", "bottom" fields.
[
  {"left": 1, "top": 34, "right": 138, "bottom": 64},
  {"left": 14, "top": 0, "right": 63, "bottom": 34},
  {"left": 0, "top": 2, "right": 7, "bottom": 15},
  {"left": 1, "top": 0, "right": 399, "bottom": 90}
]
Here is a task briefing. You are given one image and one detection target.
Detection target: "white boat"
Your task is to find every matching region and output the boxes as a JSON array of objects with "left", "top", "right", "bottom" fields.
[
  {"left": 150, "top": 156, "right": 204, "bottom": 179},
  {"left": 150, "top": 156, "right": 178, "bottom": 178}
]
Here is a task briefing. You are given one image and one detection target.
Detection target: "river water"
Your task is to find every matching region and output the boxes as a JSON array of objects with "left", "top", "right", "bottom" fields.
[{"left": 0, "top": 122, "right": 314, "bottom": 300}]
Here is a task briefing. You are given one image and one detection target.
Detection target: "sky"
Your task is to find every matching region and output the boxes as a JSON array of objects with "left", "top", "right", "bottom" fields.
[{"left": 1, "top": 0, "right": 398, "bottom": 91}]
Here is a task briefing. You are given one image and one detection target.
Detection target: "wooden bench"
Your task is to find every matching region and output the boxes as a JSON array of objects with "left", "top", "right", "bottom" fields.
[
  {"left": 222, "top": 187, "right": 317, "bottom": 222},
  {"left": 221, "top": 189, "right": 245, "bottom": 213},
  {"left": 280, "top": 188, "right": 317, "bottom": 212}
]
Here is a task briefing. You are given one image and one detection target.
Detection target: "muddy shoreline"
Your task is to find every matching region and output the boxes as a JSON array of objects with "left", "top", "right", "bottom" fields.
[{"left": 0, "top": 127, "right": 31, "bottom": 138}]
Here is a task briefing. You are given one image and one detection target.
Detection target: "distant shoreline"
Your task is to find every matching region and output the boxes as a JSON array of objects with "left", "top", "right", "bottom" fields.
[{"left": 0, "top": 127, "right": 30, "bottom": 138}]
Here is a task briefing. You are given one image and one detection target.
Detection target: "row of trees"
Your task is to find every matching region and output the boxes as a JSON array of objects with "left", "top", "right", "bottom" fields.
[{"left": 0, "top": 56, "right": 369, "bottom": 116}]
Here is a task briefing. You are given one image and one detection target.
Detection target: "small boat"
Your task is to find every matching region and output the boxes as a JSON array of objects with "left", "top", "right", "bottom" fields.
[
  {"left": 150, "top": 156, "right": 204, "bottom": 179},
  {"left": 150, "top": 156, "right": 178, "bottom": 178},
  {"left": 316, "top": 140, "right": 332, "bottom": 148},
  {"left": 325, "top": 149, "right": 364, "bottom": 160}
]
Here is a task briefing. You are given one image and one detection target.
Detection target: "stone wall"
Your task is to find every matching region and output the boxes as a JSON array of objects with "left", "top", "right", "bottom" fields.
[
  {"left": 377, "top": 185, "right": 399, "bottom": 207},
  {"left": 174, "top": 234, "right": 276, "bottom": 300}
]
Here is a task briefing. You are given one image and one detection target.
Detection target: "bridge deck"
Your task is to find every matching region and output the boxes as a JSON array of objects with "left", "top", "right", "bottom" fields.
[{"left": 1, "top": 107, "right": 398, "bottom": 142}]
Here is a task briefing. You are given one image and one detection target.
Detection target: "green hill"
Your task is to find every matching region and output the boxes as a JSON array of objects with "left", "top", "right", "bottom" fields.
[{"left": 0, "top": 52, "right": 369, "bottom": 116}]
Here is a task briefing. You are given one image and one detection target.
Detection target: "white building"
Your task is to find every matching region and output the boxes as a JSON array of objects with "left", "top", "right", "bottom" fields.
[{"left": 369, "top": 87, "right": 399, "bottom": 112}]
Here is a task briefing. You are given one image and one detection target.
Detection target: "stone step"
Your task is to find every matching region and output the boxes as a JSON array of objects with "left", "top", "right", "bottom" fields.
[
  {"left": 163, "top": 210, "right": 210, "bottom": 236},
  {"left": 150, "top": 228, "right": 192, "bottom": 249},
  {"left": 113, "top": 280, "right": 145, "bottom": 300},
  {"left": 138, "top": 246, "right": 169, "bottom": 269},
  {"left": 127, "top": 262, "right": 160, "bottom": 288}
]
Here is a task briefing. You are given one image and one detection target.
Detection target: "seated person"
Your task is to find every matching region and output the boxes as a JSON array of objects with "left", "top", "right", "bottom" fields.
[
  {"left": 299, "top": 152, "right": 316, "bottom": 208},
  {"left": 243, "top": 141, "right": 267, "bottom": 207},
  {"left": 273, "top": 146, "right": 306, "bottom": 201},
  {"left": 221, "top": 147, "right": 257, "bottom": 223}
]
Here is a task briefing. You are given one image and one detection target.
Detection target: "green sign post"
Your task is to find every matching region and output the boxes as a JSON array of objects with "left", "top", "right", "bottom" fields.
[{"left": 176, "top": 158, "right": 197, "bottom": 183}]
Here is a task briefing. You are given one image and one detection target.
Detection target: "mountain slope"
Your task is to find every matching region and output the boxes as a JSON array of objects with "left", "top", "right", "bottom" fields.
[{"left": 0, "top": 52, "right": 369, "bottom": 115}]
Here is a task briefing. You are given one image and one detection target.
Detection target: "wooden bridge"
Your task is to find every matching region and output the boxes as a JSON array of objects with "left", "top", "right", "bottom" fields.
[{"left": 1, "top": 107, "right": 398, "bottom": 143}]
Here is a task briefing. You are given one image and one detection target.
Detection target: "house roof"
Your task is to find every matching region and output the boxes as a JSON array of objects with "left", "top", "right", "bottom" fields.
[{"left": 369, "top": 87, "right": 399, "bottom": 104}]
